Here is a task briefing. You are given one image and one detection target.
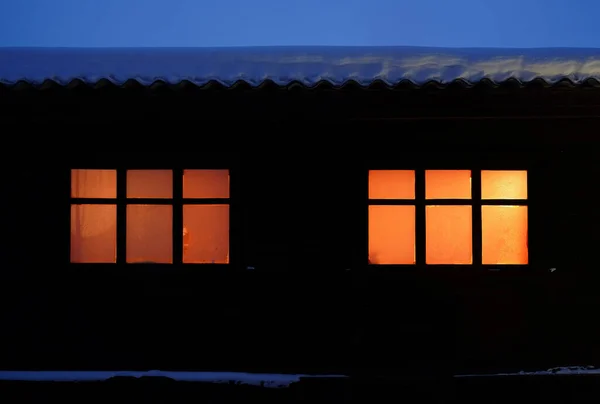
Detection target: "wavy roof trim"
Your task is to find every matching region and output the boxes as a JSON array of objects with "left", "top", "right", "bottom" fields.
[{"left": 1, "top": 46, "right": 600, "bottom": 88}]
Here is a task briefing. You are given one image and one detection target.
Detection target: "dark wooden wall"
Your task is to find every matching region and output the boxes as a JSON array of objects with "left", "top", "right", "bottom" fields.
[{"left": 1, "top": 85, "right": 599, "bottom": 377}]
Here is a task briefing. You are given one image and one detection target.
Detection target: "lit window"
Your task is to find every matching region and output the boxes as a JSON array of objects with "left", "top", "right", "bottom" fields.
[
  {"left": 182, "top": 170, "right": 230, "bottom": 263},
  {"left": 369, "top": 170, "right": 415, "bottom": 200},
  {"left": 368, "top": 169, "right": 528, "bottom": 266},
  {"left": 70, "top": 169, "right": 117, "bottom": 263},
  {"left": 369, "top": 205, "right": 415, "bottom": 264},
  {"left": 127, "top": 169, "right": 173, "bottom": 199},
  {"left": 126, "top": 170, "right": 174, "bottom": 263},
  {"left": 426, "top": 205, "right": 472, "bottom": 264},
  {"left": 425, "top": 170, "right": 472, "bottom": 264},
  {"left": 425, "top": 170, "right": 471, "bottom": 199},
  {"left": 70, "top": 169, "right": 230, "bottom": 264},
  {"left": 481, "top": 170, "right": 527, "bottom": 200},
  {"left": 368, "top": 170, "right": 416, "bottom": 264},
  {"left": 481, "top": 171, "right": 528, "bottom": 264}
]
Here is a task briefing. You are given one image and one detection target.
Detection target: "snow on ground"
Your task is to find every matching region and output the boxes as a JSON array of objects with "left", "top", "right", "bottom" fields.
[
  {"left": 0, "top": 366, "right": 597, "bottom": 387},
  {"left": 0, "top": 371, "right": 347, "bottom": 388},
  {"left": 455, "top": 366, "right": 600, "bottom": 377}
]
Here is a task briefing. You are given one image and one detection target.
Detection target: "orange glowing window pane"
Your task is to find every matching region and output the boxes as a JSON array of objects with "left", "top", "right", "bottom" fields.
[
  {"left": 369, "top": 170, "right": 415, "bottom": 199},
  {"left": 426, "top": 206, "right": 472, "bottom": 264},
  {"left": 70, "top": 204, "right": 116, "bottom": 263},
  {"left": 127, "top": 170, "right": 173, "bottom": 198},
  {"left": 481, "top": 170, "right": 527, "bottom": 200},
  {"left": 183, "top": 205, "right": 229, "bottom": 263},
  {"left": 126, "top": 205, "right": 173, "bottom": 263},
  {"left": 482, "top": 206, "right": 528, "bottom": 264},
  {"left": 426, "top": 170, "right": 471, "bottom": 199},
  {"left": 368, "top": 205, "right": 415, "bottom": 264},
  {"left": 71, "top": 169, "right": 116, "bottom": 198},
  {"left": 183, "top": 170, "right": 230, "bottom": 199}
]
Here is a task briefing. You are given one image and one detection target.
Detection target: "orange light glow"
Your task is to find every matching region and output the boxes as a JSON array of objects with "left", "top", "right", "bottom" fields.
[
  {"left": 368, "top": 205, "right": 415, "bottom": 264},
  {"left": 127, "top": 170, "right": 173, "bottom": 198},
  {"left": 481, "top": 170, "right": 527, "bottom": 199},
  {"left": 70, "top": 204, "right": 116, "bottom": 263},
  {"left": 183, "top": 170, "right": 230, "bottom": 199},
  {"left": 426, "top": 206, "right": 472, "bottom": 264},
  {"left": 183, "top": 205, "right": 229, "bottom": 263},
  {"left": 368, "top": 170, "right": 415, "bottom": 199},
  {"left": 126, "top": 204, "right": 173, "bottom": 263},
  {"left": 71, "top": 169, "right": 116, "bottom": 198},
  {"left": 426, "top": 170, "right": 471, "bottom": 199},
  {"left": 482, "top": 206, "right": 528, "bottom": 264}
]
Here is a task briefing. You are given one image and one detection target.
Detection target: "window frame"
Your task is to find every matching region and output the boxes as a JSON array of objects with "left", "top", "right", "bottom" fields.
[
  {"left": 367, "top": 168, "right": 530, "bottom": 270},
  {"left": 68, "top": 167, "right": 232, "bottom": 266}
]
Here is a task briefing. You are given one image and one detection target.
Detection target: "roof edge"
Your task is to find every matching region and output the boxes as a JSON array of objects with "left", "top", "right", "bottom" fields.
[{"left": 3, "top": 77, "right": 600, "bottom": 91}]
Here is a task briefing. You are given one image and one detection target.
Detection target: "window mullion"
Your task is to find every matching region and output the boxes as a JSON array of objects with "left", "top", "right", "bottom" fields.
[
  {"left": 173, "top": 168, "right": 184, "bottom": 265},
  {"left": 116, "top": 168, "right": 127, "bottom": 264},
  {"left": 415, "top": 169, "right": 426, "bottom": 266},
  {"left": 471, "top": 170, "right": 482, "bottom": 266}
]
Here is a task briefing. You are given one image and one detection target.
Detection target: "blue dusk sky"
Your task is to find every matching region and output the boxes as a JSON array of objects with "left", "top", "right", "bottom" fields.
[{"left": 0, "top": 0, "right": 599, "bottom": 48}]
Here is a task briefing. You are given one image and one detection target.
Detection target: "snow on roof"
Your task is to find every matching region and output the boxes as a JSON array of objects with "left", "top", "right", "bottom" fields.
[{"left": 1, "top": 47, "right": 600, "bottom": 87}]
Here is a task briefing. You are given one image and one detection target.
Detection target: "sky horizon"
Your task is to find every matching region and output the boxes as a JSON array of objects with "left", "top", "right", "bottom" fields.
[
  {"left": 2, "top": 0, "right": 600, "bottom": 48},
  {"left": 3, "top": 45, "right": 600, "bottom": 49}
]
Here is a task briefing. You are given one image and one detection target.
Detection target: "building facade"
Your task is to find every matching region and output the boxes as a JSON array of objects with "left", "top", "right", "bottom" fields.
[{"left": 1, "top": 47, "right": 599, "bottom": 377}]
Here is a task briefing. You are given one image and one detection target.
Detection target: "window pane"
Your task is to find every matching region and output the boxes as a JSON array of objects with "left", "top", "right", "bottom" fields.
[
  {"left": 368, "top": 205, "right": 415, "bottom": 264},
  {"left": 183, "top": 170, "right": 230, "bottom": 199},
  {"left": 481, "top": 170, "right": 527, "bottom": 199},
  {"left": 426, "top": 206, "right": 472, "bottom": 264},
  {"left": 70, "top": 204, "right": 116, "bottom": 263},
  {"left": 369, "top": 170, "right": 415, "bottom": 199},
  {"left": 482, "top": 206, "right": 528, "bottom": 264},
  {"left": 126, "top": 205, "right": 173, "bottom": 263},
  {"left": 426, "top": 170, "right": 471, "bottom": 199},
  {"left": 71, "top": 169, "right": 116, "bottom": 198},
  {"left": 127, "top": 170, "right": 173, "bottom": 198},
  {"left": 183, "top": 205, "right": 229, "bottom": 263}
]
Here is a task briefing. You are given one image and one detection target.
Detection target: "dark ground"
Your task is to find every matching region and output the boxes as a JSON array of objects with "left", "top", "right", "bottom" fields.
[{"left": 1, "top": 374, "right": 599, "bottom": 403}]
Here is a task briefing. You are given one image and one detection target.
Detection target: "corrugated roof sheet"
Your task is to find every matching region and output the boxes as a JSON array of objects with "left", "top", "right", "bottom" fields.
[{"left": 1, "top": 46, "right": 600, "bottom": 88}]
